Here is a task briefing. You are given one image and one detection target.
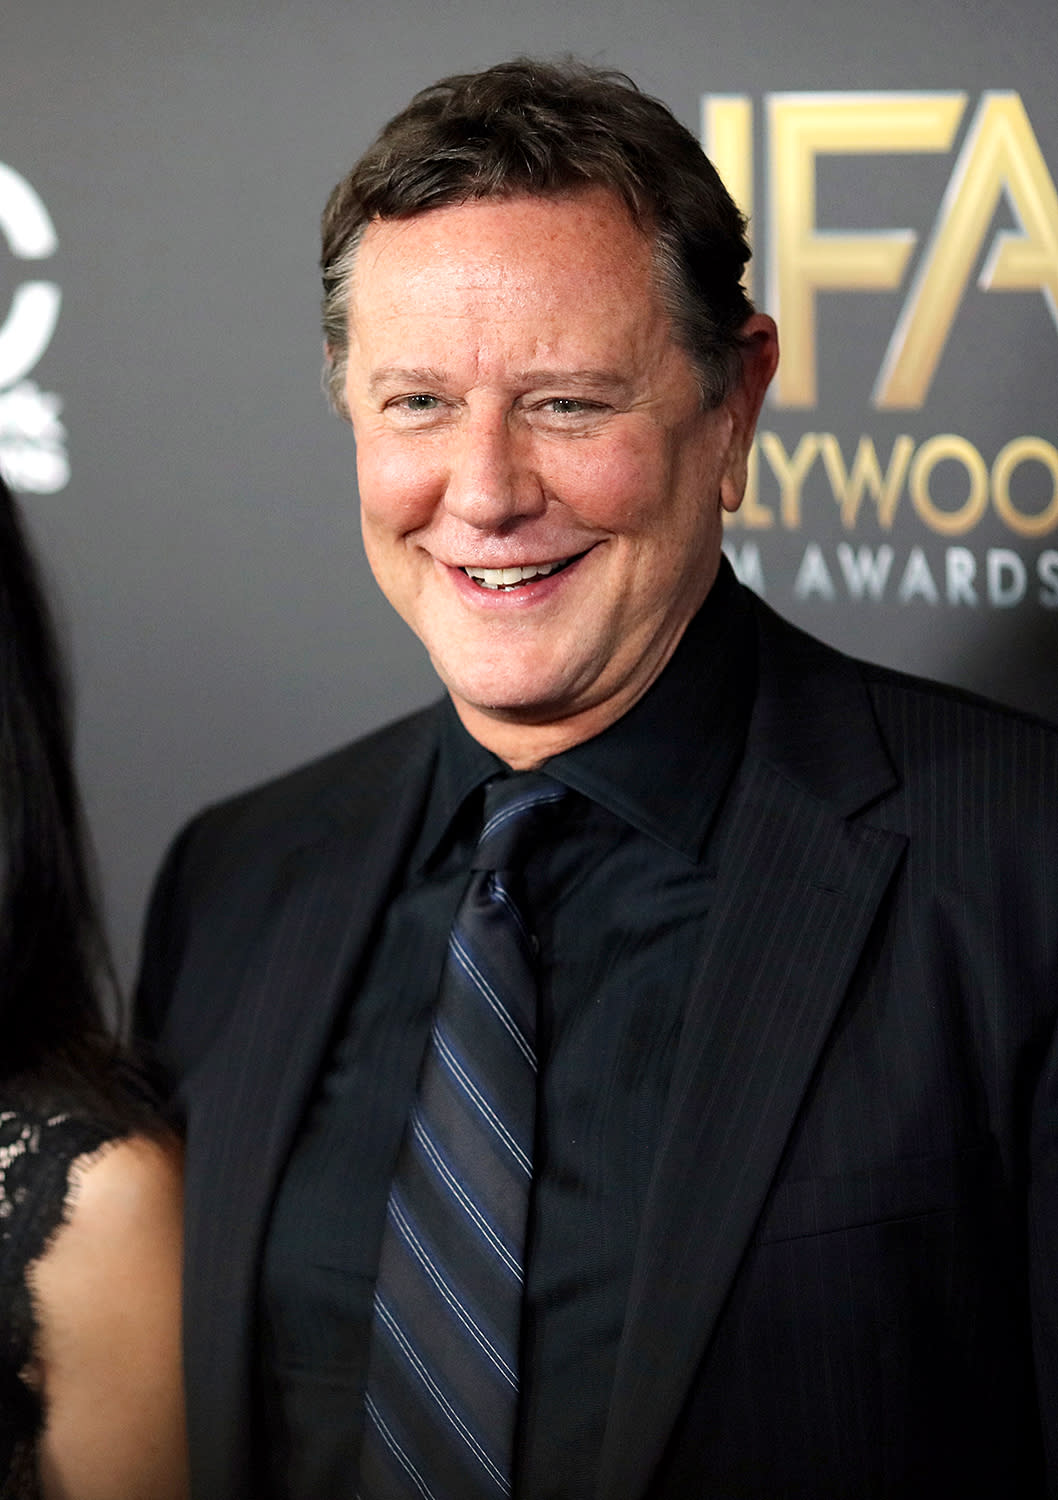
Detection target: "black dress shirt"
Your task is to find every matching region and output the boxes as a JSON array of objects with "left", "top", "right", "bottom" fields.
[{"left": 259, "top": 566, "right": 755, "bottom": 1498}]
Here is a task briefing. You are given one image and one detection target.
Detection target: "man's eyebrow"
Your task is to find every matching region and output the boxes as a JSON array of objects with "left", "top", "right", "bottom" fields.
[
  {"left": 513, "top": 368, "right": 634, "bottom": 392},
  {"left": 367, "top": 367, "right": 449, "bottom": 397}
]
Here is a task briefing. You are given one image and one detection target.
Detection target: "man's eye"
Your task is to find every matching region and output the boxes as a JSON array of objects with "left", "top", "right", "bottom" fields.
[
  {"left": 545, "top": 399, "right": 590, "bottom": 414},
  {"left": 396, "top": 394, "right": 440, "bottom": 412}
]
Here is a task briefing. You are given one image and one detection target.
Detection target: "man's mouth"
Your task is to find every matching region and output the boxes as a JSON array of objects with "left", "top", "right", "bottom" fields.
[{"left": 461, "top": 554, "right": 582, "bottom": 590}]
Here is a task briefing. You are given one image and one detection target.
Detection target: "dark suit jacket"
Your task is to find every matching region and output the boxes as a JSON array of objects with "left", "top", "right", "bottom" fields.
[{"left": 137, "top": 590, "right": 1058, "bottom": 1499}]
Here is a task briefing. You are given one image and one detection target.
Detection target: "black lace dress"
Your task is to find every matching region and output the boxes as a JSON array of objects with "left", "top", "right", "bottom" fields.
[{"left": 0, "top": 1103, "right": 125, "bottom": 1499}]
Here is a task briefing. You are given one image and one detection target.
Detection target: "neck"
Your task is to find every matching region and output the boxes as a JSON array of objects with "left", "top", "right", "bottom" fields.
[{"left": 454, "top": 714, "right": 603, "bottom": 770}]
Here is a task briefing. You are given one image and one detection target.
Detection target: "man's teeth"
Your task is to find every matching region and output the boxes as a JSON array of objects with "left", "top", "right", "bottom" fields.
[{"left": 463, "top": 560, "right": 565, "bottom": 589}]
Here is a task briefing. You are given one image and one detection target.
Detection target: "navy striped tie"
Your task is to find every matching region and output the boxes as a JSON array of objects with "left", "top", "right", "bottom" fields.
[{"left": 358, "top": 773, "right": 565, "bottom": 1500}]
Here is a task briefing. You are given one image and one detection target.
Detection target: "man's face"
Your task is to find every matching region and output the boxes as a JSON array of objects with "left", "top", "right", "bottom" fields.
[{"left": 344, "top": 187, "right": 775, "bottom": 761}]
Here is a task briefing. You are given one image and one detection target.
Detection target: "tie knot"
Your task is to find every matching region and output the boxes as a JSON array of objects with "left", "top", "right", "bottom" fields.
[{"left": 473, "top": 773, "right": 566, "bottom": 872}]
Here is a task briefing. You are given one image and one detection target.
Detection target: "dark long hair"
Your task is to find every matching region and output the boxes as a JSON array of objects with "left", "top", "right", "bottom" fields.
[{"left": 0, "top": 474, "right": 137, "bottom": 1116}]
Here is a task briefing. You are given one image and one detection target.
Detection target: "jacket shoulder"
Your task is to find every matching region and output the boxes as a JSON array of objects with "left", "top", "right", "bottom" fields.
[
  {"left": 858, "top": 656, "right": 1058, "bottom": 772},
  {"left": 752, "top": 590, "right": 1058, "bottom": 748},
  {"left": 185, "top": 703, "right": 438, "bottom": 854},
  {"left": 747, "top": 591, "right": 1058, "bottom": 819},
  {"left": 148, "top": 704, "right": 440, "bottom": 937},
  {"left": 134, "top": 704, "right": 443, "bottom": 1048}
]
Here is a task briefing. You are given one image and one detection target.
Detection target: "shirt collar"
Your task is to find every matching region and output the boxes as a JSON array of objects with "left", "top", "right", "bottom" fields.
[{"left": 414, "top": 557, "right": 756, "bottom": 870}]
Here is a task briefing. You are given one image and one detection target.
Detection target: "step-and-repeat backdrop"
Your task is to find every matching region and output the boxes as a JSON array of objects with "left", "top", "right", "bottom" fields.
[{"left": 3, "top": 0, "right": 1056, "bottom": 978}]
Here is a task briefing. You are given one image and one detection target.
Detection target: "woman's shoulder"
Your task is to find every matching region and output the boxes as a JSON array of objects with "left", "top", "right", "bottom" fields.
[
  {"left": 1, "top": 1058, "right": 179, "bottom": 1259},
  {"left": 30, "top": 1130, "right": 183, "bottom": 1365},
  {"left": 32, "top": 1116, "right": 181, "bottom": 1268},
  {"left": 2, "top": 1099, "right": 181, "bottom": 1369},
  {"left": 27, "top": 1130, "right": 187, "bottom": 1500},
  {"left": 48, "top": 1130, "right": 183, "bottom": 1269},
  {"left": 1, "top": 1102, "right": 185, "bottom": 1497}
]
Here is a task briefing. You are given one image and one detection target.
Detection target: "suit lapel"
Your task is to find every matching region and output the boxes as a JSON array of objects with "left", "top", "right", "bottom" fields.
[
  {"left": 180, "top": 723, "right": 437, "bottom": 1500},
  {"left": 597, "top": 600, "right": 908, "bottom": 1500}
]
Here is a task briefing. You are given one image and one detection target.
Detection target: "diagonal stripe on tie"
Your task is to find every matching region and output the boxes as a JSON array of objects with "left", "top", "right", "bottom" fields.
[
  {"left": 386, "top": 1195, "right": 518, "bottom": 1386},
  {"left": 358, "top": 774, "right": 565, "bottom": 1500}
]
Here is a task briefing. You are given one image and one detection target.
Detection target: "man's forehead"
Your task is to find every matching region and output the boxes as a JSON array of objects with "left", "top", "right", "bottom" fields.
[
  {"left": 354, "top": 188, "right": 649, "bottom": 279},
  {"left": 348, "top": 189, "right": 660, "bottom": 336}
]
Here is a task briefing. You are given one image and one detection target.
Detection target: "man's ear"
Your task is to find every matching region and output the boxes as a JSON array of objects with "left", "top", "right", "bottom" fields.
[{"left": 719, "top": 313, "right": 779, "bottom": 514}]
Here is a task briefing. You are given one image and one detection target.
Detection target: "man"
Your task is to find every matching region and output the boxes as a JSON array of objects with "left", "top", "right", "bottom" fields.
[{"left": 137, "top": 58, "right": 1058, "bottom": 1500}]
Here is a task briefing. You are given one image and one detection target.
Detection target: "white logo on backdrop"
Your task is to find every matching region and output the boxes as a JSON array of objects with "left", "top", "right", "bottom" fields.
[{"left": 0, "top": 162, "right": 67, "bottom": 493}]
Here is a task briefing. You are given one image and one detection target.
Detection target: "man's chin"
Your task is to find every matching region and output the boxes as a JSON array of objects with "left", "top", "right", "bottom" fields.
[
  {"left": 453, "top": 690, "right": 574, "bottom": 726},
  {"left": 442, "top": 672, "right": 589, "bottom": 728}
]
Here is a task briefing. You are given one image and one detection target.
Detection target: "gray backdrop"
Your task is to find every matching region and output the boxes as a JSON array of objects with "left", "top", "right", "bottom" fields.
[{"left": 3, "top": 0, "right": 1056, "bottom": 982}]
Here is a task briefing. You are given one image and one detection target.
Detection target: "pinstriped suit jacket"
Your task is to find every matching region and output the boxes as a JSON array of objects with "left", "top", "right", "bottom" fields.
[{"left": 137, "top": 588, "right": 1058, "bottom": 1499}]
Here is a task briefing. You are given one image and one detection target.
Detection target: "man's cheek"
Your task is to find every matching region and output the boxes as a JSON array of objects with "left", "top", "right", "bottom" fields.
[
  {"left": 358, "top": 452, "right": 440, "bottom": 532},
  {"left": 562, "top": 438, "right": 661, "bottom": 520}
]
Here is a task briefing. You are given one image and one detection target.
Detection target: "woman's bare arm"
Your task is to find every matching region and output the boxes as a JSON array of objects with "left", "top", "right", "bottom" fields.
[{"left": 29, "top": 1133, "right": 189, "bottom": 1500}]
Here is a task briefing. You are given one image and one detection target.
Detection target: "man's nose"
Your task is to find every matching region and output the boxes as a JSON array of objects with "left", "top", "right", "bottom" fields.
[{"left": 442, "top": 413, "right": 544, "bottom": 529}]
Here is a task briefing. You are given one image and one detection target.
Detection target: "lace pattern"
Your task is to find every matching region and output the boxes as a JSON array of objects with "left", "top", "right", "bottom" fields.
[{"left": 0, "top": 1106, "right": 123, "bottom": 1499}]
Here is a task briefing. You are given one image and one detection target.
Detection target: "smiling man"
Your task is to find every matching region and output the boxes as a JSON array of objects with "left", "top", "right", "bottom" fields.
[
  {"left": 137, "top": 59, "right": 1058, "bottom": 1500},
  {"left": 345, "top": 187, "right": 773, "bottom": 763}
]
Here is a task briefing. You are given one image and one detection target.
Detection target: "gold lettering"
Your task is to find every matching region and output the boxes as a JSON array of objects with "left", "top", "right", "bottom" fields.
[
  {"left": 909, "top": 434, "right": 989, "bottom": 535},
  {"left": 877, "top": 93, "right": 1058, "bottom": 407},
  {"left": 818, "top": 433, "right": 914, "bottom": 529},
  {"left": 702, "top": 95, "right": 754, "bottom": 300},
  {"left": 758, "top": 431, "right": 821, "bottom": 528},
  {"left": 768, "top": 92, "right": 966, "bottom": 407},
  {"left": 991, "top": 436, "right": 1058, "bottom": 538}
]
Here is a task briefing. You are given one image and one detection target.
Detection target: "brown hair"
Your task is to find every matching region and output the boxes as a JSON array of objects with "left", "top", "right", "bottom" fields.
[{"left": 320, "top": 57, "right": 754, "bottom": 414}]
